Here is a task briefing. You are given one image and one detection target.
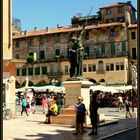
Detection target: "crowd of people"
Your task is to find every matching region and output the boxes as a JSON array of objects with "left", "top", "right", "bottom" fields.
[
  {"left": 19, "top": 88, "right": 135, "bottom": 136},
  {"left": 20, "top": 92, "right": 65, "bottom": 123}
]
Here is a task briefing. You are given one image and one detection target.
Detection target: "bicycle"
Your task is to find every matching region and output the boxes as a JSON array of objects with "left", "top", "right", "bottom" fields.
[{"left": 3, "top": 103, "right": 12, "bottom": 120}]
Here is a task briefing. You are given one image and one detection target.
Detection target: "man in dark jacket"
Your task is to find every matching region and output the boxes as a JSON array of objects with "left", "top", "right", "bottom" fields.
[{"left": 88, "top": 94, "right": 99, "bottom": 135}]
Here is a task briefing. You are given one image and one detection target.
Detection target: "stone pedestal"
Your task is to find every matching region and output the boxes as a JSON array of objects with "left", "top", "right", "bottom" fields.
[
  {"left": 50, "top": 80, "right": 105, "bottom": 126},
  {"left": 63, "top": 80, "right": 93, "bottom": 110},
  {"left": 62, "top": 80, "right": 93, "bottom": 125}
]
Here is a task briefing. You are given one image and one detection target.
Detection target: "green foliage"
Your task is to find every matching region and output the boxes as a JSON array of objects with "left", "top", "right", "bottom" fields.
[{"left": 26, "top": 56, "right": 34, "bottom": 63}]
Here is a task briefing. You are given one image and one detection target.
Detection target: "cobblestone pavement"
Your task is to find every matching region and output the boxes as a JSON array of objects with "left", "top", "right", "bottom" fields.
[{"left": 3, "top": 107, "right": 137, "bottom": 140}]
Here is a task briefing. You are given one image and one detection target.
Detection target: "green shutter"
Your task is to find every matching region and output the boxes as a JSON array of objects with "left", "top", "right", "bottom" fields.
[
  {"left": 57, "top": 64, "right": 61, "bottom": 73},
  {"left": 122, "top": 42, "right": 126, "bottom": 52},
  {"left": 16, "top": 69, "right": 20, "bottom": 76},
  {"left": 28, "top": 68, "right": 33, "bottom": 75},
  {"left": 22, "top": 68, "right": 26, "bottom": 76},
  {"left": 35, "top": 67, "right": 40, "bottom": 75},
  {"left": 110, "top": 43, "right": 115, "bottom": 56},
  {"left": 42, "top": 67, "right": 47, "bottom": 75},
  {"left": 101, "top": 43, "right": 105, "bottom": 54}
]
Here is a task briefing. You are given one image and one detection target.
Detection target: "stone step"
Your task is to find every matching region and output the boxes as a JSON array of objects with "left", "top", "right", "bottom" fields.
[
  {"left": 50, "top": 113, "right": 105, "bottom": 126},
  {"left": 51, "top": 114, "right": 76, "bottom": 126},
  {"left": 60, "top": 108, "right": 75, "bottom": 115}
]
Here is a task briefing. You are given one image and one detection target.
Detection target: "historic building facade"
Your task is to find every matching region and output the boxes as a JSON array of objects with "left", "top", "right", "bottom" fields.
[{"left": 12, "top": 1, "right": 137, "bottom": 87}]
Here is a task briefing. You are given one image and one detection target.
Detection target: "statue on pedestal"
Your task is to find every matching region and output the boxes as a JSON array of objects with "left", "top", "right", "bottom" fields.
[{"left": 68, "top": 27, "right": 85, "bottom": 79}]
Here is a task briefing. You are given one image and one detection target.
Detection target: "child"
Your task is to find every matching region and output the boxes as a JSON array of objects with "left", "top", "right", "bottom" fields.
[{"left": 73, "top": 96, "right": 86, "bottom": 135}]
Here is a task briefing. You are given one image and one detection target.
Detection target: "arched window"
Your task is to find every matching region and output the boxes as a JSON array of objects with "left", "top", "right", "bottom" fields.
[{"left": 98, "top": 60, "right": 104, "bottom": 73}]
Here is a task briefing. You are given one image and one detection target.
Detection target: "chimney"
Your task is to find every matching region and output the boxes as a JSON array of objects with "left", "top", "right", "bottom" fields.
[
  {"left": 46, "top": 27, "right": 48, "bottom": 32},
  {"left": 127, "top": 1, "right": 131, "bottom": 4},
  {"left": 34, "top": 27, "right": 37, "bottom": 31},
  {"left": 24, "top": 30, "right": 27, "bottom": 35}
]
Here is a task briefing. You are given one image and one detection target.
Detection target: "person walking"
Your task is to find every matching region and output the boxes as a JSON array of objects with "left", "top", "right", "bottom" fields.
[
  {"left": 124, "top": 96, "right": 132, "bottom": 118},
  {"left": 117, "top": 95, "right": 123, "bottom": 111},
  {"left": 73, "top": 96, "right": 86, "bottom": 135},
  {"left": 31, "top": 96, "right": 36, "bottom": 114},
  {"left": 42, "top": 96, "right": 47, "bottom": 114},
  {"left": 21, "top": 96, "right": 29, "bottom": 116},
  {"left": 88, "top": 94, "right": 99, "bottom": 135}
]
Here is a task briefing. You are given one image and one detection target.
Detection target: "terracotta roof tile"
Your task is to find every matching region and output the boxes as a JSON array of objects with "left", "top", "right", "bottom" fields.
[
  {"left": 100, "top": 2, "right": 125, "bottom": 9},
  {"left": 12, "top": 22, "right": 124, "bottom": 39}
]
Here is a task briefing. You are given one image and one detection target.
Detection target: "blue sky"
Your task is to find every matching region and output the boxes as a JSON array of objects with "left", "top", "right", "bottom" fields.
[{"left": 12, "top": 0, "right": 137, "bottom": 31}]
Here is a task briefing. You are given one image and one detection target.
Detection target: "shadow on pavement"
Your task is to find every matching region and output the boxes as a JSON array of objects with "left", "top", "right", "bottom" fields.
[{"left": 13, "top": 129, "right": 97, "bottom": 140}]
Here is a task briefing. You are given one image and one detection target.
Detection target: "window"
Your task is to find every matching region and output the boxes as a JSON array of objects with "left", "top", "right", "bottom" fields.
[
  {"left": 15, "top": 40, "right": 19, "bottom": 48},
  {"left": 65, "top": 65, "right": 69, "bottom": 74},
  {"left": 28, "top": 38, "right": 33, "bottom": 46},
  {"left": 121, "top": 42, "right": 126, "bottom": 52},
  {"left": 116, "top": 62, "right": 120, "bottom": 70},
  {"left": 110, "top": 63, "right": 114, "bottom": 71},
  {"left": 28, "top": 68, "right": 33, "bottom": 75},
  {"left": 55, "top": 34, "right": 60, "bottom": 43},
  {"left": 42, "top": 67, "right": 47, "bottom": 75},
  {"left": 132, "top": 48, "right": 136, "bottom": 60},
  {"left": 106, "top": 63, "right": 110, "bottom": 71},
  {"left": 120, "top": 62, "right": 124, "bottom": 70},
  {"left": 98, "top": 60, "right": 104, "bottom": 73},
  {"left": 55, "top": 49, "right": 60, "bottom": 56},
  {"left": 106, "top": 8, "right": 112, "bottom": 15},
  {"left": 39, "top": 37, "right": 45, "bottom": 46},
  {"left": 50, "top": 64, "right": 54, "bottom": 74},
  {"left": 110, "top": 29, "right": 115, "bottom": 37},
  {"left": 40, "top": 50, "right": 45, "bottom": 59},
  {"left": 101, "top": 43, "right": 105, "bottom": 55},
  {"left": 29, "top": 52, "right": 33, "bottom": 56},
  {"left": 116, "top": 17, "right": 125, "bottom": 22},
  {"left": 118, "top": 7, "right": 124, "bottom": 13},
  {"left": 84, "top": 46, "right": 90, "bottom": 56},
  {"left": 16, "top": 68, "right": 20, "bottom": 76},
  {"left": 83, "top": 64, "right": 87, "bottom": 72},
  {"left": 15, "top": 54, "right": 20, "bottom": 59},
  {"left": 22, "top": 68, "right": 26, "bottom": 76},
  {"left": 88, "top": 64, "right": 92, "bottom": 72},
  {"left": 131, "top": 32, "right": 136, "bottom": 40},
  {"left": 106, "top": 19, "right": 114, "bottom": 23},
  {"left": 57, "top": 64, "right": 61, "bottom": 73},
  {"left": 35, "top": 67, "right": 40, "bottom": 75},
  {"left": 110, "top": 43, "right": 116, "bottom": 56},
  {"left": 92, "top": 64, "right": 96, "bottom": 71}
]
